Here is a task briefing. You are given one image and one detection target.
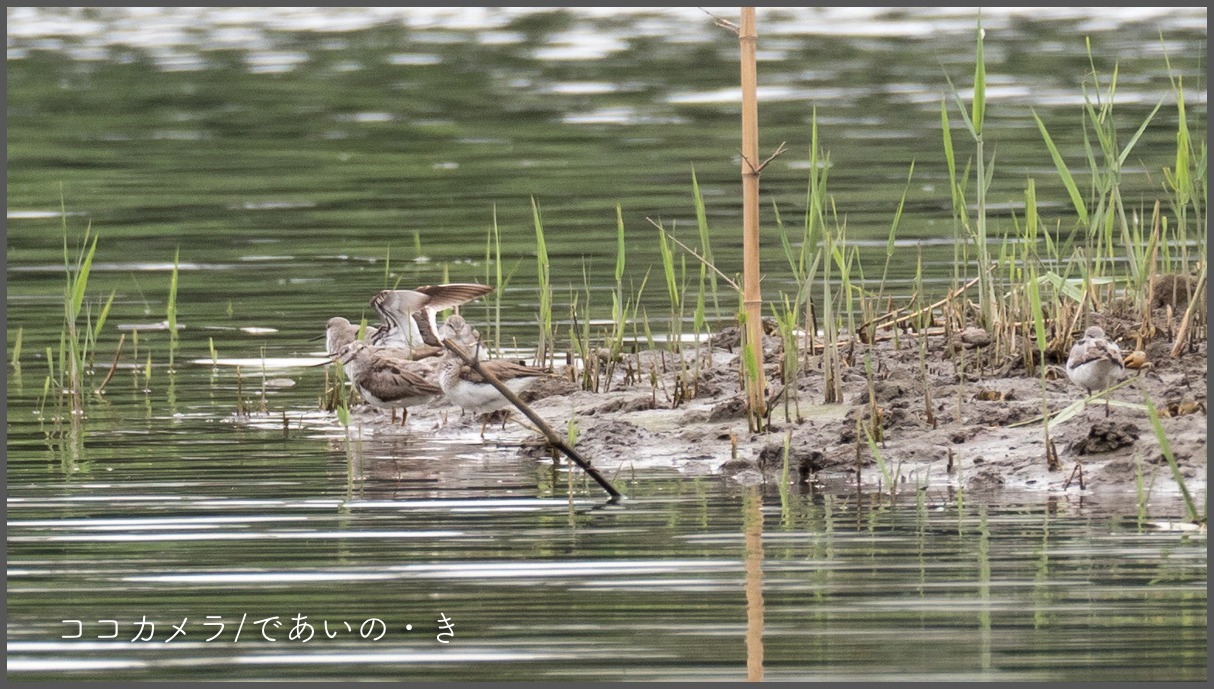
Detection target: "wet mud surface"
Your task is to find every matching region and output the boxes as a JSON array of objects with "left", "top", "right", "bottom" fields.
[{"left": 340, "top": 319, "right": 1208, "bottom": 505}]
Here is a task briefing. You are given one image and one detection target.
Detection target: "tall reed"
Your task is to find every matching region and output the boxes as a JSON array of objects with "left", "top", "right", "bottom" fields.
[
  {"left": 603, "top": 205, "right": 642, "bottom": 390},
  {"left": 691, "top": 169, "right": 721, "bottom": 323},
  {"left": 1161, "top": 51, "right": 1206, "bottom": 271},
  {"left": 945, "top": 21, "right": 997, "bottom": 330},
  {"left": 485, "top": 205, "right": 504, "bottom": 355},
  {"left": 10, "top": 327, "right": 23, "bottom": 370},
  {"left": 167, "top": 248, "right": 180, "bottom": 372},
  {"left": 532, "top": 197, "right": 553, "bottom": 366},
  {"left": 59, "top": 208, "right": 114, "bottom": 413},
  {"left": 655, "top": 220, "right": 684, "bottom": 353}
]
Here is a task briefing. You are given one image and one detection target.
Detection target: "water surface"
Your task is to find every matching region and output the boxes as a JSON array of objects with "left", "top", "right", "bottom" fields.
[{"left": 5, "top": 7, "right": 1208, "bottom": 681}]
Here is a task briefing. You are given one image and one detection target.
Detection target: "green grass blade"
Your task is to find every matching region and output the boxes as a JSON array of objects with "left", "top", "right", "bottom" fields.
[
  {"left": 1033, "top": 110, "right": 1089, "bottom": 226},
  {"left": 1142, "top": 392, "right": 1200, "bottom": 523},
  {"left": 70, "top": 232, "right": 99, "bottom": 322},
  {"left": 10, "top": 327, "right": 23, "bottom": 367},
  {"left": 166, "top": 248, "right": 180, "bottom": 370},
  {"left": 531, "top": 197, "right": 552, "bottom": 362},
  {"left": 690, "top": 168, "right": 719, "bottom": 317},
  {"left": 1027, "top": 267, "right": 1047, "bottom": 351},
  {"left": 92, "top": 289, "right": 117, "bottom": 344},
  {"left": 1117, "top": 97, "right": 1164, "bottom": 167},
  {"left": 941, "top": 99, "right": 965, "bottom": 221},
  {"left": 657, "top": 226, "right": 679, "bottom": 309},
  {"left": 614, "top": 203, "right": 626, "bottom": 283},
  {"left": 971, "top": 20, "right": 986, "bottom": 134}
]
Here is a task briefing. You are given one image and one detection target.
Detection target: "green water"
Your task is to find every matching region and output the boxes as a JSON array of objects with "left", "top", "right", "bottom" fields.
[{"left": 5, "top": 8, "right": 1207, "bottom": 681}]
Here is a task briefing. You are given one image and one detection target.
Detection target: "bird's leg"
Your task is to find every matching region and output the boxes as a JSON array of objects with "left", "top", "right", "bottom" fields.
[
  {"left": 390, "top": 408, "right": 398, "bottom": 424},
  {"left": 400, "top": 408, "right": 409, "bottom": 427},
  {"left": 510, "top": 415, "right": 544, "bottom": 436}
]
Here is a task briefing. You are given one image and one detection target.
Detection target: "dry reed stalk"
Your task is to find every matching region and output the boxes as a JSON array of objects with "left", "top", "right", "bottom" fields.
[
  {"left": 1170, "top": 267, "right": 1207, "bottom": 358},
  {"left": 1143, "top": 201, "right": 1163, "bottom": 335},
  {"left": 863, "top": 275, "right": 981, "bottom": 333}
]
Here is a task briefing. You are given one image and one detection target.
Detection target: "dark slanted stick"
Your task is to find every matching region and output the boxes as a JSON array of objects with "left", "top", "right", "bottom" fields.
[
  {"left": 441, "top": 338, "right": 623, "bottom": 502},
  {"left": 95, "top": 333, "right": 126, "bottom": 395}
]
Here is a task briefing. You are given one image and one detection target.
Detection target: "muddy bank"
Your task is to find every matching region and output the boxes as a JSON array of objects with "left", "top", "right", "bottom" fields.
[{"left": 339, "top": 319, "right": 1207, "bottom": 508}]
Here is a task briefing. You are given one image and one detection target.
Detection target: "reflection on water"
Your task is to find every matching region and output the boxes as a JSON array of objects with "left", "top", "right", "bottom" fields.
[
  {"left": 7, "top": 478, "right": 1207, "bottom": 681},
  {"left": 5, "top": 7, "right": 1207, "bottom": 682}
]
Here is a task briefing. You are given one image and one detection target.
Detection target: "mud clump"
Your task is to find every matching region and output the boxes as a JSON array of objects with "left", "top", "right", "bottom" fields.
[
  {"left": 587, "top": 396, "right": 657, "bottom": 415},
  {"left": 711, "top": 318, "right": 780, "bottom": 351},
  {"left": 840, "top": 403, "right": 915, "bottom": 443},
  {"left": 708, "top": 395, "right": 749, "bottom": 421},
  {"left": 1075, "top": 421, "right": 1140, "bottom": 455},
  {"left": 575, "top": 419, "right": 655, "bottom": 453},
  {"left": 967, "top": 400, "right": 1038, "bottom": 426},
  {"left": 860, "top": 380, "right": 912, "bottom": 405},
  {"left": 756, "top": 443, "right": 825, "bottom": 484},
  {"left": 521, "top": 376, "right": 581, "bottom": 403},
  {"left": 967, "top": 466, "right": 1007, "bottom": 493},
  {"left": 1096, "top": 457, "right": 1140, "bottom": 483},
  {"left": 1150, "top": 273, "right": 1198, "bottom": 311}
]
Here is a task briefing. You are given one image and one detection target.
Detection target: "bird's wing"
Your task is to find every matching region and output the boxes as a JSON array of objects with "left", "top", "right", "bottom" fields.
[
  {"left": 412, "top": 310, "right": 441, "bottom": 346},
  {"left": 361, "top": 356, "right": 442, "bottom": 400},
  {"left": 1068, "top": 339, "right": 1124, "bottom": 369},
  {"left": 479, "top": 359, "right": 547, "bottom": 382},
  {"left": 414, "top": 283, "right": 494, "bottom": 310}
]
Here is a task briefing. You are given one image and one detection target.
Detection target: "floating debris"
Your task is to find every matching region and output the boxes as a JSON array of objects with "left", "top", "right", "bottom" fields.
[{"left": 117, "top": 320, "right": 184, "bottom": 331}]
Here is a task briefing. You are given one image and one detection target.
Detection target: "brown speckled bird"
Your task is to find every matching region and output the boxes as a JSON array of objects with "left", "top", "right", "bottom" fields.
[
  {"left": 436, "top": 314, "right": 549, "bottom": 434},
  {"left": 1066, "top": 325, "right": 1124, "bottom": 417},
  {"left": 334, "top": 340, "right": 442, "bottom": 426}
]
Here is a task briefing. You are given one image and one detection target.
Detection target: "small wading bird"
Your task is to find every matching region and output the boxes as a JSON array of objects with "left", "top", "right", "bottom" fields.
[
  {"left": 369, "top": 283, "right": 494, "bottom": 357},
  {"left": 332, "top": 340, "right": 442, "bottom": 427},
  {"left": 437, "top": 314, "right": 549, "bottom": 435},
  {"left": 1066, "top": 325, "right": 1124, "bottom": 417},
  {"left": 324, "top": 316, "right": 362, "bottom": 356},
  {"left": 318, "top": 283, "right": 493, "bottom": 358}
]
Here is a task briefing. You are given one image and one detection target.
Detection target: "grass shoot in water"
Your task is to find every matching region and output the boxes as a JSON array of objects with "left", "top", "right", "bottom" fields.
[
  {"left": 531, "top": 197, "right": 552, "bottom": 366},
  {"left": 10, "top": 327, "right": 23, "bottom": 368},
  {"left": 167, "top": 247, "right": 180, "bottom": 372},
  {"left": 1141, "top": 391, "right": 1203, "bottom": 525}
]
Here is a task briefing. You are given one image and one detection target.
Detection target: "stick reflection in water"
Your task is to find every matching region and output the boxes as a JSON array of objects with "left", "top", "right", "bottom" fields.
[{"left": 744, "top": 488, "right": 765, "bottom": 681}]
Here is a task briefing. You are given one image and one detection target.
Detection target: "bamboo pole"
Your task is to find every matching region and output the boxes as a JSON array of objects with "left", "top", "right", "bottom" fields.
[{"left": 739, "top": 7, "right": 767, "bottom": 426}]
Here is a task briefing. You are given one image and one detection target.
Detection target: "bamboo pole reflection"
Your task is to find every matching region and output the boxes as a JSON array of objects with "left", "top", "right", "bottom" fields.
[{"left": 744, "top": 488, "right": 765, "bottom": 681}]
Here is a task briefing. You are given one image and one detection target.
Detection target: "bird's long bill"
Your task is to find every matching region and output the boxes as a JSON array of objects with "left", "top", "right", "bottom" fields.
[{"left": 307, "top": 332, "right": 327, "bottom": 342}]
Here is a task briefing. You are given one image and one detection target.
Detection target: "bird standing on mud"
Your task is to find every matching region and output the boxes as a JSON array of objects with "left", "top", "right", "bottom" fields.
[
  {"left": 1065, "top": 325, "right": 1124, "bottom": 417},
  {"left": 332, "top": 340, "right": 442, "bottom": 426},
  {"left": 437, "top": 314, "right": 549, "bottom": 434}
]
